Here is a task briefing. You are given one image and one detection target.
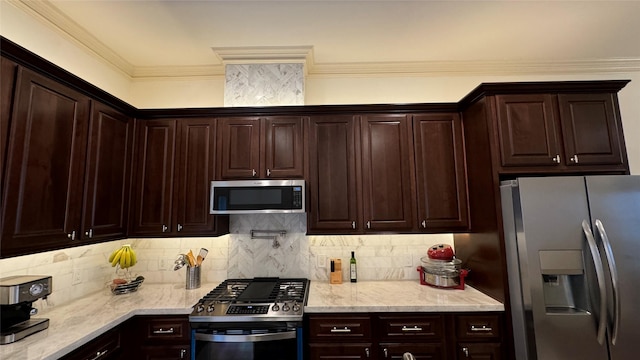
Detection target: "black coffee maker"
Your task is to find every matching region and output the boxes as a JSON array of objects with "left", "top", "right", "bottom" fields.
[{"left": 0, "top": 275, "right": 52, "bottom": 344}]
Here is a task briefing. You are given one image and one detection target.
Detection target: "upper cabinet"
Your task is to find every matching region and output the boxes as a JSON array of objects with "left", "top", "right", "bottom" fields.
[
  {"left": 413, "top": 113, "right": 468, "bottom": 231},
  {"left": 494, "top": 90, "right": 627, "bottom": 174},
  {"left": 130, "top": 118, "right": 228, "bottom": 237},
  {"left": 308, "top": 114, "right": 431, "bottom": 234},
  {"left": 82, "top": 101, "right": 133, "bottom": 242},
  {"left": 307, "top": 115, "right": 361, "bottom": 233},
  {"left": 360, "top": 114, "right": 416, "bottom": 232},
  {"left": 217, "top": 116, "right": 305, "bottom": 179},
  {"left": 1, "top": 66, "right": 133, "bottom": 257}
]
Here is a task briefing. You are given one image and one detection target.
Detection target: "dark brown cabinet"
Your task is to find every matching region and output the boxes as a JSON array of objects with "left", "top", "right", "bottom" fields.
[
  {"left": 1, "top": 61, "right": 133, "bottom": 258},
  {"left": 307, "top": 114, "right": 419, "bottom": 234},
  {"left": 413, "top": 113, "right": 468, "bottom": 231},
  {"left": 131, "top": 118, "right": 228, "bottom": 237},
  {"left": 217, "top": 116, "right": 304, "bottom": 179},
  {"left": 1, "top": 67, "right": 90, "bottom": 256},
  {"left": 495, "top": 92, "right": 626, "bottom": 172},
  {"left": 361, "top": 114, "right": 417, "bottom": 232},
  {"left": 82, "top": 101, "right": 133, "bottom": 242},
  {"left": 307, "top": 115, "right": 361, "bottom": 233},
  {"left": 1, "top": 57, "right": 18, "bottom": 199},
  {"left": 122, "top": 315, "right": 191, "bottom": 360},
  {"left": 60, "top": 327, "right": 122, "bottom": 360},
  {"left": 130, "top": 119, "right": 177, "bottom": 236},
  {"left": 307, "top": 313, "right": 504, "bottom": 360}
]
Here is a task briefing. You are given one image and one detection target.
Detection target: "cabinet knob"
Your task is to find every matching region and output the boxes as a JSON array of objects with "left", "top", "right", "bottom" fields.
[
  {"left": 266, "top": 169, "right": 271, "bottom": 177},
  {"left": 352, "top": 221, "right": 356, "bottom": 229},
  {"left": 162, "top": 225, "right": 168, "bottom": 232},
  {"left": 552, "top": 154, "right": 561, "bottom": 164},
  {"left": 180, "top": 349, "right": 187, "bottom": 359},
  {"left": 570, "top": 155, "right": 579, "bottom": 163},
  {"left": 384, "top": 348, "right": 388, "bottom": 358},
  {"left": 421, "top": 220, "right": 426, "bottom": 228},
  {"left": 177, "top": 224, "right": 183, "bottom": 232},
  {"left": 365, "top": 347, "right": 370, "bottom": 358},
  {"left": 67, "top": 231, "right": 76, "bottom": 240},
  {"left": 84, "top": 229, "right": 93, "bottom": 238},
  {"left": 366, "top": 221, "right": 371, "bottom": 229},
  {"left": 252, "top": 169, "right": 257, "bottom": 177}
]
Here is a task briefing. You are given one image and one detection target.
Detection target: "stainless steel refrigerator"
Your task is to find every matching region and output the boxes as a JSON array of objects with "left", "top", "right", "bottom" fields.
[{"left": 500, "top": 176, "right": 640, "bottom": 360}]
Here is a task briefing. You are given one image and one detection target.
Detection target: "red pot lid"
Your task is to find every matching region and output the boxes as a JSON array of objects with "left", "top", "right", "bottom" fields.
[{"left": 427, "top": 244, "right": 454, "bottom": 261}]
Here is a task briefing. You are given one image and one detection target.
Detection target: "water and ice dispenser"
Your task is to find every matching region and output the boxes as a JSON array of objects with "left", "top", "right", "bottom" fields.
[{"left": 539, "top": 250, "right": 590, "bottom": 314}]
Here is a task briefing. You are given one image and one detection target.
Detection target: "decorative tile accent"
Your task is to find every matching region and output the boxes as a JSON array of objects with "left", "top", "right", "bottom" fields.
[{"left": 224, "top": 63, "right": 304, "bottom": 106}]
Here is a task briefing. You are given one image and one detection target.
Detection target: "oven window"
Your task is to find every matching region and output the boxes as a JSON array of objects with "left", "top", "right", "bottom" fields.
[{"left": 195, "top": 337, "right": 297, "bottom": 360}]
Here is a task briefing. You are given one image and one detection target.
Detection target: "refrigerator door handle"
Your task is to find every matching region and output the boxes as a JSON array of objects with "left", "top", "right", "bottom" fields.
[
  {"left": 582, "top": 220, "right": 608, "bottom": 345},
  {"left": 595, "top": 219, "right": 621, "bottom": 345}
]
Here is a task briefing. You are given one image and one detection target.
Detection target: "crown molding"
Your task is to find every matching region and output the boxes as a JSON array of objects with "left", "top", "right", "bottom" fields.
[
  {"left": 11, "top": 0, "right": 640, "bottom": 80},
  {"left": 11, "top": 0, "right": 135, "bottom": 76}
]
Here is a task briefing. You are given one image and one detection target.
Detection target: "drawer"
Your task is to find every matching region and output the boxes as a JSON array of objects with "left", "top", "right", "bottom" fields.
[
  {"left": 309, "top": 343, "right": 374, "bottom": 360},
  {"left": 60, "top": 327, "right": 121, "bottom": 360},
  {"left": 455, "top": 314, "right": 501, "bottom": 340},
  {"left": 377, "top": 314, "right": 444, "bottom": 341},
  {"left": 137, "top": 315, "right": 191, "bottom": 343},
  {"left": 308, "top": 315, "right": 372, "bottom": 340}
]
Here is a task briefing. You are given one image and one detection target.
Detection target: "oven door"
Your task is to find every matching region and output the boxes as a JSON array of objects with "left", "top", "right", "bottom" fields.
[{"left": 193, "top": 328, "right": 301, "bottom": 360}]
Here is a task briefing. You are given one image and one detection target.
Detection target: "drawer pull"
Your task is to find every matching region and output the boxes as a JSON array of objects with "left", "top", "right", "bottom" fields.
[
  {"left": 470, "top": 324, "right": 493, "bottom": 332},
  {"left": 88, "top": 349, "right": 108, "bottom": 360},
  {"left": 153, "top": 327, "right": 175, "bottom": 334},
  {"left": 402, "top": 325, "right": 423, "bottom": 331},
  {"left": 330, "top": 326, "right": 352, "bottom": 333}
]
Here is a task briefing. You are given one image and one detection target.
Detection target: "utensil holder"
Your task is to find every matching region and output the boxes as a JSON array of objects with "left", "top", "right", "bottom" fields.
[{"left": 186, "top": 266, "right": 201, "bottom": 289}]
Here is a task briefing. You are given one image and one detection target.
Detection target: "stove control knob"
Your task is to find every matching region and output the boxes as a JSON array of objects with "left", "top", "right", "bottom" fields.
[
  {"left": 195, "top": 303, "right": 205, "bottom": 313},
  {"left": 292, "top": 302, "right": 301, "bottom": 312},
  {"left": 271, "top": 303, "right": 280, "bottom": 312},
  {"left": 282, "top": 303, "right": 291, "bottom": 312},
  {"left": 207, "top": 304, "right": 215, "bottom": 313}
]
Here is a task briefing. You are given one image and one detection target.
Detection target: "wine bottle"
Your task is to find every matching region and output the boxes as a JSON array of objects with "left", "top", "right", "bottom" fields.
[{"left": 350, "top": 251, "right": 357, "bottom": 283}]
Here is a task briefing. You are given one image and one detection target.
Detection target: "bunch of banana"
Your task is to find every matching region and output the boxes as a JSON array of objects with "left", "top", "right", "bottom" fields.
[{"left": 108, "top": 244, "right": 137, "bottom": 269}]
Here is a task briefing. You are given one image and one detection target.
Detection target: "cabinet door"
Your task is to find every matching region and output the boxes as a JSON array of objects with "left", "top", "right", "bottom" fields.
[
  {"left": 379, "top": 343, "right": 444, "bottom": 360},
  {"left": 457, "top": 343, "right": 502, "bottom": 360},
  {"left": 217, "top": 117, "right": 260, "bottom": 179},
  {"left": 309, "top": 343, "right": 375, "bottom": 360},
  {"left": 174, "top": 118, "right": 219, "bottom": 234},
  {"left": 1, "top": 57, "right": 18, "bottom": 199},
  {"left": 307, "top": 115, "right": 361, "bottom": 233},
  {"left": 60, "top": 327, "right": 121, "bottom": 360},
  {"left": 137, "top": 346, "right": 189, "bottom": 360},
  {"left": 495, "top": 94, "right": 561, "bottom": 167},
  {"left": 263, "top": 116, "right": 305, "bottom": 178},
  {"left": 413, "top": 114, "right": 468, "bottom": 231},
  {"left": 558, "top": 93, "right": 624, "bottom": 166},
  {"left": 2, "top": 67, "right": 89, "bottom": 256},
  {"left": 361, "top": 114, "right": 416, "bottom": 232},
  {"left": 82, "top": 102, "right": 132, "bottom": 242},
  {"left": 130, "top": 119, "right": 176, "bottom": 236}
]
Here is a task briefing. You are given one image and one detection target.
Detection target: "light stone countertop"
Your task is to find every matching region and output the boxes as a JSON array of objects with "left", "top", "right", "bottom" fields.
[
  {"left": 0, "top": 283, "right": 213, "bottom": 360},
  {"left": 306, "top": 280, "right": 504, "bottom": 313},
  {"left": 1, "top": 280, "right": 503, "bottom": 360}
]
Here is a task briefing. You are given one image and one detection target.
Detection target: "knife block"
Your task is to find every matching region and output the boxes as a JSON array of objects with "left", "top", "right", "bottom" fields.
[{"left": 330, "top": 259, "right": 343, "bottom": 284}]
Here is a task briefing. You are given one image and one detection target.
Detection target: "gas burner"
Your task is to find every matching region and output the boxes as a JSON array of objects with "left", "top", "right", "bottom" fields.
[{"left": 190, "top": 278, "right": 309, "bottom": 323}]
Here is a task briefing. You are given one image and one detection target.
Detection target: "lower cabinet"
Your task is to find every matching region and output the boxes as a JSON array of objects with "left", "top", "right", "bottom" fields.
[
  {"left": 123, "top": 315, "right": 191, "bottom": 359},
  {"left": 59, "top": 327, "right": 122, "bottom": 360},
  {"left": 306, "top": 312, "right": 503, "bottom": 360}
]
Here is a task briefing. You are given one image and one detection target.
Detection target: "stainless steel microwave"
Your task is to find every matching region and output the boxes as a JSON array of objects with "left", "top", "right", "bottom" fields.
[{"left": 209, "top": 180, "right": 305, "bottom": 214}]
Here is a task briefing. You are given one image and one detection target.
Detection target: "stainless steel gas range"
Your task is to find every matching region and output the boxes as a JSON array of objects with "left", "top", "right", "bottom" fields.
[{"left": 189, "top": 277, "right": 310, "bottom": 360}]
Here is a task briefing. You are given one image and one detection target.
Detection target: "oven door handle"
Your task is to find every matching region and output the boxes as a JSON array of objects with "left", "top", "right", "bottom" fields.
[{"left": 195, "top": 330, "right": 297, "bottom": 343}]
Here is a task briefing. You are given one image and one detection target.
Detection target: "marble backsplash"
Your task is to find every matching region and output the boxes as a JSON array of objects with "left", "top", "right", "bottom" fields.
[
  {"left": 0, "top": 214, "right": 453, "bottom": 308},
  {"left": 224, "top": 63, "right": 304, "bottom": 106}
]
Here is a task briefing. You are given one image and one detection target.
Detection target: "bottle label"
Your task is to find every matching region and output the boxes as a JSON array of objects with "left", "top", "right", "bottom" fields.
[{"left": 350, "top": 264, "right": 357, "bottom": 280}]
